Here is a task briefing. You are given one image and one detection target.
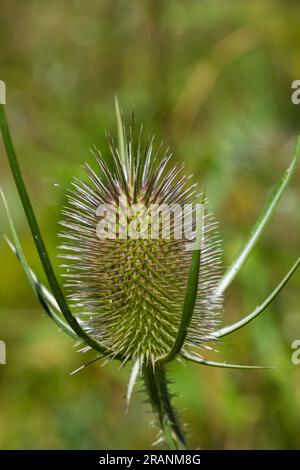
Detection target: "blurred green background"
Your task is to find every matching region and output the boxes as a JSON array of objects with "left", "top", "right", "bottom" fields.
[{"left": 0, "top": 0, "right": 300, "bottom": 450}]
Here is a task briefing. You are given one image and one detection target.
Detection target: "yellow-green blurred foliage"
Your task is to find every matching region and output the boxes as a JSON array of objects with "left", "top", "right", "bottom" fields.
[{"left": 0, "top": 0, "right": 300, "bottom": 449}]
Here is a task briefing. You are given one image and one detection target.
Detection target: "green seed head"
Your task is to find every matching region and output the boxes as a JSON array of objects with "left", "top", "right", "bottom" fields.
[{"left": 60, "top": 124, "right": 223, "bottom": 365}]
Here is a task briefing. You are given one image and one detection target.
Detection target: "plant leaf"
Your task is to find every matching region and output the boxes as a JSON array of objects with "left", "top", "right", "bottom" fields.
[
  {"left": 216, "top": 134, "right": 300, "bottom": 296},
  {"left": 0, "top": 104, "right": 115, "bottom": 357},
  {"left": 182, "top": 352, "right": 273, "bottom": 369},
  {"left": 213, "top": 257, "right": 300, "bottom": 338},
  {"left": 0, "top": 187, "right": 77, "bottom": 339},
  {"left": 70, "top": 356, "right": 102, "bottom": 376},
  {"left": 6, "top": 236, "right": 78, "bottom": 339},
  {"left": 163, "top": 202, "right": 205, "bottom": 362}
]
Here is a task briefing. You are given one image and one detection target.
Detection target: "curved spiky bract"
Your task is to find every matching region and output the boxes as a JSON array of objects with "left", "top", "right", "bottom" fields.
[{"left": 59, "top": 129, "right": 223, "bottom": 365}]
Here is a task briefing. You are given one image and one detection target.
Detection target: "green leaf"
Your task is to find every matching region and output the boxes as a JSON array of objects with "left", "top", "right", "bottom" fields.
[
  {"left": 216, "top": 134, "right": 300, "bottom": 296},
  {"left": 0, "top": 104, "right": 115, "bottom": 357},
  {"left": 70, "top": 356, "right": 102, "bottom": 376},
  {"left": 182, "top": 352, "right": 273, "bottom": 369},
  {"left": 9, "top": 238, "right": 78, "bottom": 339},
  {"left": 213, "top": 257, "right": 300, "bottom": 338},
  {"left": 163, "top": 202, "right": 205, "bottom": 363},
  {"left": 0, "top": 188, "right": 77, "bottom": 339}
]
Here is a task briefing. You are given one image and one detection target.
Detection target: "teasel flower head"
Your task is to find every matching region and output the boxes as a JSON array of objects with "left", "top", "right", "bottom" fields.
[
  {"left": 1, "top": 100, "right": 299, "bottom": 450},
  {"left": 59, "top": 111, "right": 223, "bottom": 367}
]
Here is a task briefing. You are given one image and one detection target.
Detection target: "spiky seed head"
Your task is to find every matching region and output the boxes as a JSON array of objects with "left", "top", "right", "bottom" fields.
[{"left": 59, "top": 121, "right": 223, "bottom": 366}]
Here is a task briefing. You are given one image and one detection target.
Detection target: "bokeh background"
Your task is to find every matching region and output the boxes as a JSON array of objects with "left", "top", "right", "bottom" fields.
[{"left": 0, "top": 0, "right": 300, "bottom": 450}]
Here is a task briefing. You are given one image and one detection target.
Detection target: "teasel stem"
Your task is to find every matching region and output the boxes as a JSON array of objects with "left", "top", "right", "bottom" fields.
[{"left": 143, "top": 363, "right": 187, "bottom": 450}]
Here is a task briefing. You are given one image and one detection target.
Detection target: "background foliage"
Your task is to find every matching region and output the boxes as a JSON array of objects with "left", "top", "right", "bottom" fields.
[{"left": 0, "top": 0, "right": 299, "bottom": 449}]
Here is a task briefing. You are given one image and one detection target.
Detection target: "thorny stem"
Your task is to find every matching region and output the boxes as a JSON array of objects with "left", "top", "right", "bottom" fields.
[{"left": 143, "top": 363, "right": 187, "bottom": 450}]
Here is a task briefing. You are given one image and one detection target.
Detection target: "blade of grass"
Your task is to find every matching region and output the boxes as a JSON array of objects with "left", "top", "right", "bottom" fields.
[
  {"left": 216, "top": 135, "right": 300, "bottom": 296},
  {"left": 163, "top": 202, "right": 204, "bottom": 363},
  {"left": 0, "top": 104, "right": 115, "bottom": 356},
  {"left": 213, "top": 257, "right": 300, "bottom": 338}
]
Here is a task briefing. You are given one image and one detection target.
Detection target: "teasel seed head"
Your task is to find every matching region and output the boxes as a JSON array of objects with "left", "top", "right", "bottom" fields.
[{"left": 59, "top": 123, "right": 223, "bottom": 366}]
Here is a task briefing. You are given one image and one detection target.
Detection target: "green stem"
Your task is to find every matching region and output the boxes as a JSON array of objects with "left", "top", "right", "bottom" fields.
[{"left": 143, "top": 363, "right": 187, "bottom": 450}]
